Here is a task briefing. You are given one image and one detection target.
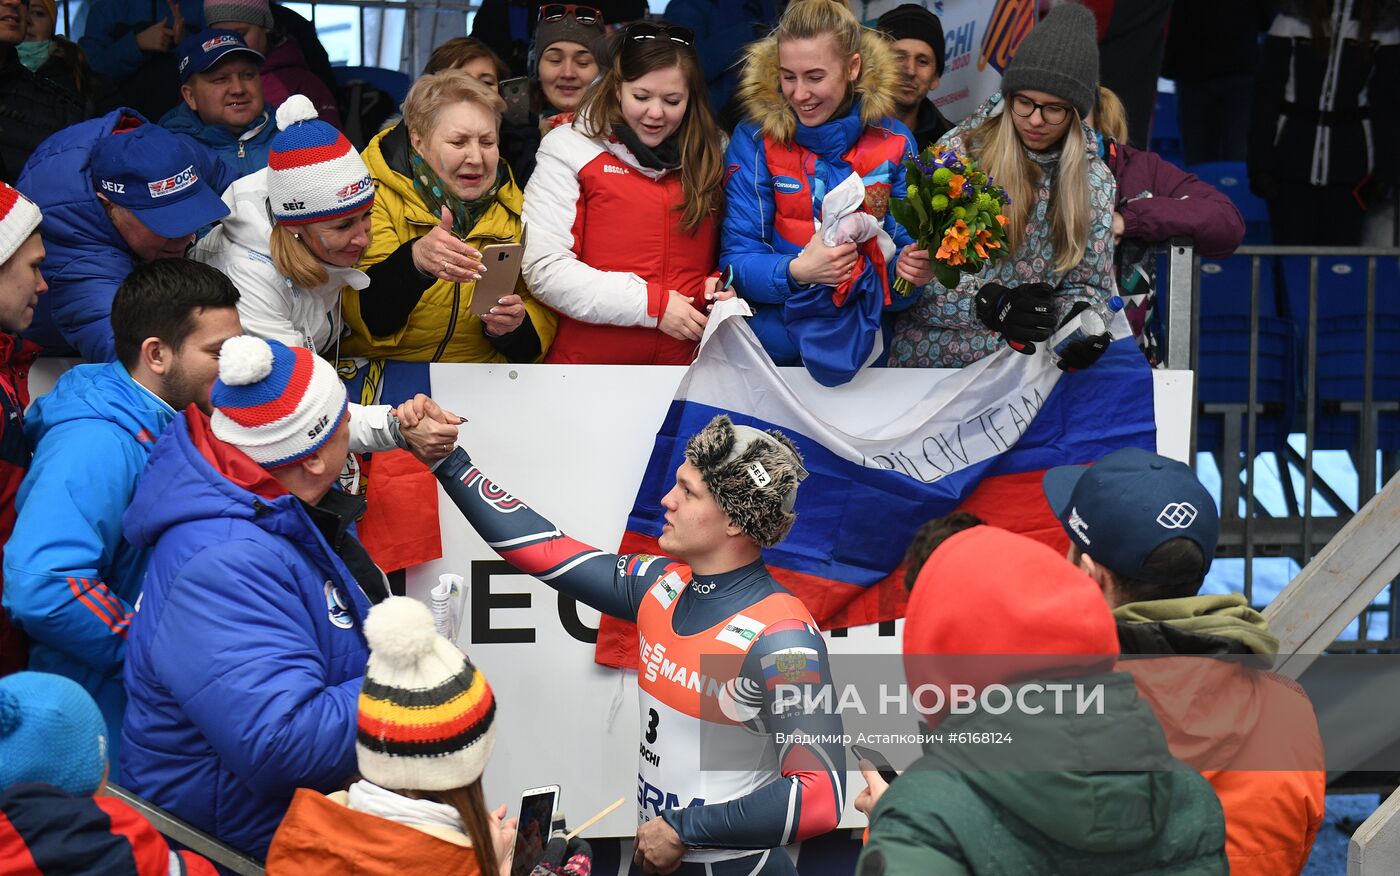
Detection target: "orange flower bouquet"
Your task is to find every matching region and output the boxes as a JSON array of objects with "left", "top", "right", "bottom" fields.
[{"left": 889, "top": 146, "right": 1012, "bottom": 294}]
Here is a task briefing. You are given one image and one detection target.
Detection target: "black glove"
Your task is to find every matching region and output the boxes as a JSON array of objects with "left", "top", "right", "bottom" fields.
[
  {"left": 1053, "top": 301, "right": 1111, "bottom": 372},
  {"left": 974, "top": 282, "right": 1056, "bottom": 354},
  {"left": 530, "top": 835, "right": 593, "bottom": 876}
]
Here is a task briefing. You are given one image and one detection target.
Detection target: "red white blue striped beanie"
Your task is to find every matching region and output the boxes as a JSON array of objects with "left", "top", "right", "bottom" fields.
[
  {"left": 0, "top": 181, "right": 41, "bottom": 265},
  {"left": 210, "top": 335, "right": 348, "bottom": 469},
  {"left": 267, "top": 95, "right": 374, "bottom": 225}
]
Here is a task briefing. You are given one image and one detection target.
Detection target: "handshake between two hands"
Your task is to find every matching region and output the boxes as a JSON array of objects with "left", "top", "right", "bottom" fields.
[{"left": 393, "top": 393, "right": 466, "bottom": 466}]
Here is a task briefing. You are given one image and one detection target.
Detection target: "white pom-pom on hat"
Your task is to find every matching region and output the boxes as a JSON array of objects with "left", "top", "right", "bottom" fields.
[
  {"left": 217, "top": 336, "right": 275, "bottom": 387},
  {"left": 275, "top": 94, "right": 319, "bottom": 131},
  {"left": 363, "top": 596, "right": 440, "bottom": 668}
]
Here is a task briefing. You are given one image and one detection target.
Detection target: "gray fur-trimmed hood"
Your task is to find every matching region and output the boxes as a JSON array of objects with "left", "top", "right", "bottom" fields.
[
  {"left": 684, "top": 415, "right": 807, "bottom": 549},
  {"left": 735, "top": 27, "right": 901, "bottom": 144}
]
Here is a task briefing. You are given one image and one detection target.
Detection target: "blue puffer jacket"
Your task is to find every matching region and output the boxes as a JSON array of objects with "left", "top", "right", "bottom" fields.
[
  {"left": 721, "top": 29, "right": 918, "bottom": 386},
  {"left": 16, "top": 109, "right": 235, "bottom": 361},
  {"left": 159, "top": 103, "right": 280, "bottom": 180},
  {"left": 2, "top": 362, "right": 175, "bottom": 781},
  {"left": 120, "top": 410, "right": 370, "bottom": 858}
]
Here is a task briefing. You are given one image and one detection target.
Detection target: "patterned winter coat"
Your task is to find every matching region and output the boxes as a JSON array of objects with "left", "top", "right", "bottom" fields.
[{"left": 889, "top": 92, "right": 1117, "bottom": 368}]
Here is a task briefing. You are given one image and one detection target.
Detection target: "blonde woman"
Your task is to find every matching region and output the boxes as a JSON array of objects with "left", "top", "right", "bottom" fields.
[
  {"left": 888, "top": 3, "right": 1118, "bottom": 369},
  {"left": 340, "top": 69, "right": 557, "bottom": 362},
  {"left": 721, "top": 0, "right": 934, "bottom": 387}
]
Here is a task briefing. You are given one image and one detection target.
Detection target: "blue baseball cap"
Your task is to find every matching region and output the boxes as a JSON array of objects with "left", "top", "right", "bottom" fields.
[
  {"left": 90, "top": 124, "right": 230, "bottom": 239},
  {"left": 177, "top": 28, "right": 264, "bottom": 84},
  {"left": 1042, "top": 447, "right": 1219, "bottom": 580}
]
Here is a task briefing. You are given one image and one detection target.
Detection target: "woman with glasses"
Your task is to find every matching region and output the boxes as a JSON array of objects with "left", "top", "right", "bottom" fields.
[
  {"left": 521, "top": 22, "right": 727, "bottom": 364},
  {"left": 337, "top": 68, "right": 557, "bottom": 363},
  {"left": 888, "top": 4, "right": 1119, "bottom": 369},
  {"left": 721, "top": 0, "right": 935, "bottom": 387}
]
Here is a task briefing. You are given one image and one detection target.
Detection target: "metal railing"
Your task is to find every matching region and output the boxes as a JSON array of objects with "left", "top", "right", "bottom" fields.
[
  {"left": 104, "top": 784, "right": 265, "bottom": 875},
  {"left": 1163, "top": 240, "right": 1400, "bottom": 634}
]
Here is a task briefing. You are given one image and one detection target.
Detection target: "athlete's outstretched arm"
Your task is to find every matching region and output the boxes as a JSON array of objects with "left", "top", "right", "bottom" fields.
[
  {"left": 434, "top": 448, "right": 661, "bottom": 621},
  {"left": 662, "top": 619, "right": 847, "bottom": 849}
]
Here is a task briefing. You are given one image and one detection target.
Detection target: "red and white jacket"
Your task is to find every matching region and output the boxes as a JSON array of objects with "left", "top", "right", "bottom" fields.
[{"left": 521, "top": 119, "right": 719, "bottom": 365}]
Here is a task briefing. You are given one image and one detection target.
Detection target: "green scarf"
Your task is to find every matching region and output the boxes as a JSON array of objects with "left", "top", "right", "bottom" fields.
[
  {"left": 408, "top": 150, "right": 503, "bottom": 238},
  {"left": 17, "top": 40, "right": 54, "bottom": 73},
  {"left": 1113, "top": 593, "right": 1281, "bottom": 659}
]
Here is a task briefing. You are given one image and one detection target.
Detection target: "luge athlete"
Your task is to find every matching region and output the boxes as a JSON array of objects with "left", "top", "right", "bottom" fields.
[{"left": 430, "top": 414, "right": 845, "bottom": 874}]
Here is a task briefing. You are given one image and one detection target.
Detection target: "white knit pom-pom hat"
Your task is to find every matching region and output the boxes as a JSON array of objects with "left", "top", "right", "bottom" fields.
[
  {"left": 267, "top": 94, "right": 375, "bottom": 225},
  {"left": 357, "top": 596, "right": 497, "bottom": 791},
  {"left": 210, "top": 335, "right": 348, "bottom": 468}
]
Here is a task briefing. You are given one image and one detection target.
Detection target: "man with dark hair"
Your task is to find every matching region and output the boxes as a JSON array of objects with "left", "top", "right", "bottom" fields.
[
  {"left": 876, "top": 4, "right": 953, "bottom": 150},
  {"left": 4, "top": 259, "right": 241, "bottom": 778},
  {"left": 900, "top": 510, "right": 984, "bottom": 590},
  {"left": 1042, "top": 447, "right": 1326, "bottom": 875}
]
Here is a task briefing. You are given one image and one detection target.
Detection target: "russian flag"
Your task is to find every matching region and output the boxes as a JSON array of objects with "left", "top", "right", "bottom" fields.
[{"left": 596, "top": 312, "right": 1156, "bottom": 668}]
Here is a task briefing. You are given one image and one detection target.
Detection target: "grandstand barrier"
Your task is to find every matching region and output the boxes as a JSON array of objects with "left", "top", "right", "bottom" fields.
[{"left": 103, "top": 784, "right": 266, "bottom": 875}]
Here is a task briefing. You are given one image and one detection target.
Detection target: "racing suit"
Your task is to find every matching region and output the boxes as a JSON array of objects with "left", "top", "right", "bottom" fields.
[{"left": 434, "top": 449, "right": 846, "bottom": 874}]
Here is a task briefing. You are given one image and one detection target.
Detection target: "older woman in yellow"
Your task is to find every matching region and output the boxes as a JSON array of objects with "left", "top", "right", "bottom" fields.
[{"left": 341, "top": 69, "right": 556, "bottom": 361}]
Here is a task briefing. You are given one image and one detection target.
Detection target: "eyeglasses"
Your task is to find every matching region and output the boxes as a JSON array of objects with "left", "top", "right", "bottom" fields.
[
  {"left": 624, "top": 22, "right": 695, "bottom": 47},
  {"left": 1010, "top": 94, "right": 1071, "bottom": 125},
  {"left": 538, "top": 4, "right": 603, "bottom": 26}
]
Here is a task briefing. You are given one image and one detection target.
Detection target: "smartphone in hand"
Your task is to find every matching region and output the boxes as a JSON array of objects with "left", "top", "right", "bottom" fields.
[
  {"left": 471, "top": 242, "right": 524, "bottom": 317},
  {"left": 851, "top": 744, "right": 899, "bottom": 784},
  {"left": 512, "top": 784, "right": 561, "bottom": 876}
]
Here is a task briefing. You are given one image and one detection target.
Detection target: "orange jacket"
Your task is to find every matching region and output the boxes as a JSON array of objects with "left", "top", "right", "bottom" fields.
[
  {"left": 1116, "top": 595, "right": 1326, "bottom": 876},
  {"left": 266, "top": 788, "right": 484, "bottom": 876}
]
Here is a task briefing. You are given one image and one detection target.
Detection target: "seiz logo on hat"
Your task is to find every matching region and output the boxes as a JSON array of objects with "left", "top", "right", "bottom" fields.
[
  {"left": 202, "top": 34, "right": 240, "bottom": 53},
  {"left": 99, "top": 180, "right": 125, "bottom": 194},
  {"left": 1156, "top": 502, "right": 1198, "bottom": 529},
  {"left": 306, "top": 413, "right": 330, "bottom": 440},
  {"left": 178, "top": 56, "right": 190, "bottom": 74},
  {"left": 148, "top": 166, "right": 199, "bottom": 199},
  {"left": 335, "top": 176, "right": 372, "bottom": 202},
  {"left": 1067, "top": 506, "right": 1091, "bottom": 544},
  {"left": 744, "top": 460, "right": 771, "bottom": 488},
  {"left": 773, "top": 176, "right": 802, "bottom": 194}
]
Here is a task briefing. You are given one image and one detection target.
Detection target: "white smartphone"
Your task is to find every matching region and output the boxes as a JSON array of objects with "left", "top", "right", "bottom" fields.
[{"left": 512, "top": 784, "right": 561, "bottom": 876}]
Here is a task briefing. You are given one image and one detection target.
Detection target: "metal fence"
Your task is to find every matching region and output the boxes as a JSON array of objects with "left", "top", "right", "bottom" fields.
[{"left": 1162, "top": 241, "right": 1400, "bottom": 644}]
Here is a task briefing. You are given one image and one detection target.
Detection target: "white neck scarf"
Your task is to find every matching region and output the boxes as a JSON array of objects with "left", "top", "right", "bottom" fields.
[{"left": 346, "top": 780, "right": 466, "bottom": 833}]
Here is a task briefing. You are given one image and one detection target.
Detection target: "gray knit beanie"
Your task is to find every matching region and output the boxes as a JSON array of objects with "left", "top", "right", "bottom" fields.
[
  {"left": 684, "top": 416, "right": 808, "bottom": 549},
  {"left": 533, "top": 13, "right": 606, "bottom": 76},
  {"left": 1000, "top": 3, "right": 1099, "bottom": 118}
]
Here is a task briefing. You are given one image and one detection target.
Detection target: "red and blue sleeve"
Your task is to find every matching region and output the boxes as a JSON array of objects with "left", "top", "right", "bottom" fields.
[{"left": 433, "top": 448, "right": 663, "bottom": 621}]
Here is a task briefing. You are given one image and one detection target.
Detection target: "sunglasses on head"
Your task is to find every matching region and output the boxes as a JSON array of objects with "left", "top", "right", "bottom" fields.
[
  {"left": 623, "top": 22, "right": 695, "bottom": 47},
  {"left": 538, "top": 4, "right": 604, "bottom": 26}
]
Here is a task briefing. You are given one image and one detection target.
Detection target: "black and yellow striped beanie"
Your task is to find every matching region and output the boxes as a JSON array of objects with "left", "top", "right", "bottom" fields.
[{"left": 357, "top": 597, "right": 496, "bottom": 791}]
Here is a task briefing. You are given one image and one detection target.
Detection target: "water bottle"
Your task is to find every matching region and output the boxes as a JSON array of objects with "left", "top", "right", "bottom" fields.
[{"left": 1049, "top": 295, "right": 1124, "bottom": 364}]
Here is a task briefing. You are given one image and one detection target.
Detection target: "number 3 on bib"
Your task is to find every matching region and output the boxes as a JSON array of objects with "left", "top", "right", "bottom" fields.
[{"left": 645, "top": 708, "right": 660, "bottom": 744}]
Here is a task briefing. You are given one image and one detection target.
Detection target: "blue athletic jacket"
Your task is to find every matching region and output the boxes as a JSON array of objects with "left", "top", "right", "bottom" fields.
[
  {"left": 721, "top": 102, "right": 919, "bottom": 386},
  {"left": 16, "top": 109, "right": 235, "bottom": 360},
  {"left": 120, "top": 410, "right": 370, "bottom": 858},
  {"left": 159, "top": 103, "right": 280, "bottom": 181},
  {"left": 3, "top": 362, "right": 175, "bottom": 780},
  {"left": 78, "top": 0, "right": 207, "bottom": 82}
]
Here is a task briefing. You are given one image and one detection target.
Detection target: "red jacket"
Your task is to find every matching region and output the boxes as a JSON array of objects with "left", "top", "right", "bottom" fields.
[
  {"left": 0, "top": 783, "right": 216, "bottom": 875},
  {"left": 0, "top": 331, "right": 37, "bottom": 676},
  {"left": 522, "top": 120, "right": 719, "bottom": 365}
]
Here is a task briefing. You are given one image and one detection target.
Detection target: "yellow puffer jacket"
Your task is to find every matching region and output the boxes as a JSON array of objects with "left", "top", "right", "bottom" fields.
[{"left": 340, "top": 123, "right": 557, "bottom": 362}]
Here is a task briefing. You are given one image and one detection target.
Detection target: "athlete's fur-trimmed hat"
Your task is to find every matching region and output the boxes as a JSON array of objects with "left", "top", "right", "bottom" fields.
[{"left": 684, "top": 415, "right": 808, "bottom": 548}]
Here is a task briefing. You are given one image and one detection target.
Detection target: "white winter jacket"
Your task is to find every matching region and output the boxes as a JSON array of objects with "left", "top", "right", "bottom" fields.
[{"left": 193, "top": 168, "right": 400, "bottom": 455}]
